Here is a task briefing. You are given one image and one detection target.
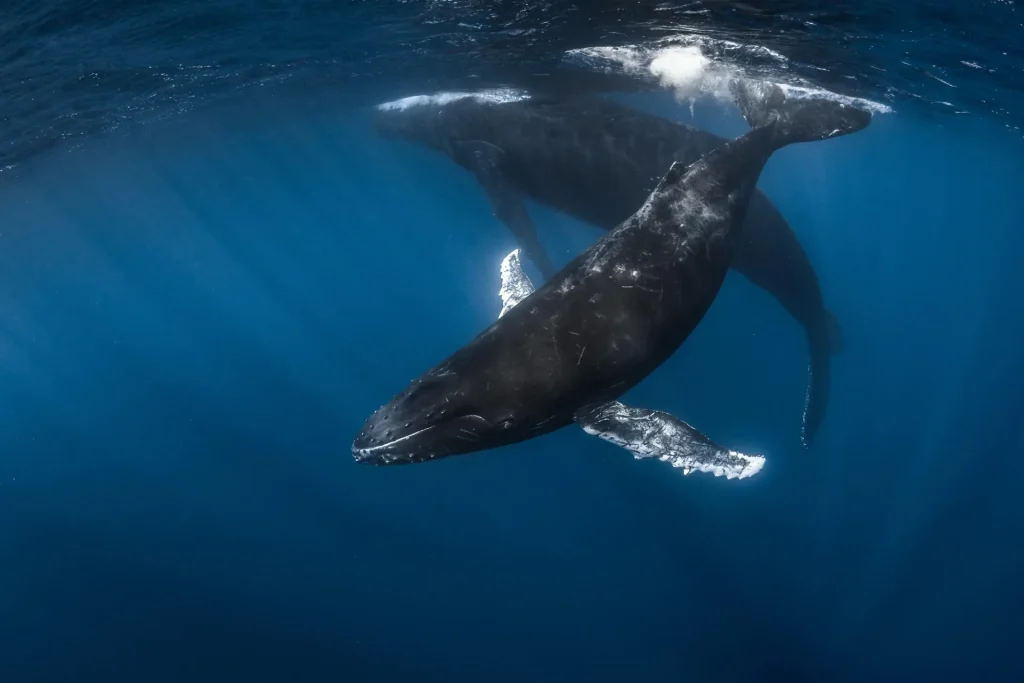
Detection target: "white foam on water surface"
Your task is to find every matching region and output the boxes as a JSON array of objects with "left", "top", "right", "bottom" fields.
[
  {"left": 649, "top": 46, "right": 712, "bottom": 100},
  {"left": 565, "top": 36, "right": 893, "bottom": 115}
]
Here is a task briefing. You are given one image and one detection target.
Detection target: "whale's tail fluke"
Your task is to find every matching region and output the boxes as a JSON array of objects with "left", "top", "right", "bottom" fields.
[
  {"left": 725, "top": 79, "right": 867, "bottom": 448},
  {"left": 731, "top": 80, "right": 873, "bottom": 146}
]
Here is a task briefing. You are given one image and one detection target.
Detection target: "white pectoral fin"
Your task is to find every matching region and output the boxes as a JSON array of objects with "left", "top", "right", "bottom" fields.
[
  {"left": 574, "top": 401, "right": 765, "bottom": 480},
  {"left": 498, "top": 248, "right": 536, "bottom": 318}
]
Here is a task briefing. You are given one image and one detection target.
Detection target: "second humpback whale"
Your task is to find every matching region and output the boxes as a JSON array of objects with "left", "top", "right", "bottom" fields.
[
  {"left": 374, "top": 88, "right": 844, "bottom": 446},
  {"left": 353, "top": 82, "right": 871, "bottom": 472}
]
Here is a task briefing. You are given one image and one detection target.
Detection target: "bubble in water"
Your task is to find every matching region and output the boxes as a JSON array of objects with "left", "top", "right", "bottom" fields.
[{"left": 649, "top": 46, "right": 709, "bottom": 99}]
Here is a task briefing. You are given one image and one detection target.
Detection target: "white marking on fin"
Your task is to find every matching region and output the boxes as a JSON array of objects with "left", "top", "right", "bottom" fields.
[
  {"left": 498, "top": 249, "right": 536, "bottom": 318},
  {"left": 575, "top": 401, "right": 765, "bottom": 480}
]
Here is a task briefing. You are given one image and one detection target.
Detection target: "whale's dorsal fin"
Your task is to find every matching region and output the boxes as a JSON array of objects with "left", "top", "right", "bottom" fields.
[{"left": 574, "top": 402, "right": 765, "bottom": 480}]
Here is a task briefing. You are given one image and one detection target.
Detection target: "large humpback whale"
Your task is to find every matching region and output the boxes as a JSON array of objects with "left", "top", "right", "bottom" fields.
[
  {"left": 375, "top": 89, "right": 843, "bottom": 446},
  {"left": 353, "top": 82, "right": 871, "bottom": 472}
]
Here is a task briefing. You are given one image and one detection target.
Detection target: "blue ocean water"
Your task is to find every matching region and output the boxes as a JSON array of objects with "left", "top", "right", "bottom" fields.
[{"left": 2, "top": 2, "right": 1024, "bottom": 682}]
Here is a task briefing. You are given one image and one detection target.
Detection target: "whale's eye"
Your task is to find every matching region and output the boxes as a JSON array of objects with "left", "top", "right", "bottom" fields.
[{"left": 499, "top": 419, "right": 515, "bottom": 430}]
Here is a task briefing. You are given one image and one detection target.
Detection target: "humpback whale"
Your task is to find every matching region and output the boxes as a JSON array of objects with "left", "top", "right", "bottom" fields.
[
  {"left": 375, "top": 88, "right": 843, "bottom": 446},
  {"left": 353, "top": 82, "right": 871, "bottom": 472}
]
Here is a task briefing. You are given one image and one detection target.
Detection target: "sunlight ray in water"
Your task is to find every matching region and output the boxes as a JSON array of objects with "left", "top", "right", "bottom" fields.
[{"left": 1, "top": 2, "right": 1023, "bottom": 682}]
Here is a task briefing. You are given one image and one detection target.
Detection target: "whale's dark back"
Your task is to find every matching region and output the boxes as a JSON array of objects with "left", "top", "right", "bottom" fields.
[
  {"left": 444, "top": 97, "right": 713, "bottom": 226},
  {"left": 436, "top": 96, "right": 828, "bottom": 330},
  {"left": 376, "top": 93, "right": 844, "bottom": 446}
]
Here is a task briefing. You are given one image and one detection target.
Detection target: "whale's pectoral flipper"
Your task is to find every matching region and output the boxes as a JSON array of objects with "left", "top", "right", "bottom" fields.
[
  {"left": 450, "top": 139, "right": 558, "bottom": 280},
  {"left": 574, "top": 402, "right": 766, "bottom": 480},
  {"left": 498, "top": 249, "right": 535, "bottom": 317}
]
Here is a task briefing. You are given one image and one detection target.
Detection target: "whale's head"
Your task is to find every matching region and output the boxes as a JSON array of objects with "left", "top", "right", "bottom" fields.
[
  {"left": 373, "top": 90, "right": 530, "bottom": 152},
  {"left": 352, "top": 326, "right": 569, "bottom": 466},
  {"left": 373, "top": 96, "right": 449, "bottom": 150}
]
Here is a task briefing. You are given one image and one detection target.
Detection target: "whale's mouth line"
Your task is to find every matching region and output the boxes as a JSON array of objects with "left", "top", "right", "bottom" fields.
[
  {"left": 352, "top": 414, "right": 492, "bottom": 461},
  {"left": 353, "top": 424, "right": 438, "bottom": 457}
]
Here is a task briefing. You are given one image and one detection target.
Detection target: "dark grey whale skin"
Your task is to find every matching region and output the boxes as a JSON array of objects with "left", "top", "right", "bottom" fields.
[
  {"left": 354, "top": 89, "right": 871, "bottom": 462},
  {"left": 375, "top": 93, "right": 843, "bottom": 446}
]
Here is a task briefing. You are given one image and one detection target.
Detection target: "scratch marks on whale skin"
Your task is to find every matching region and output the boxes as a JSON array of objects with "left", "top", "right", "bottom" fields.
[
  {"left": 580, "top": 166, "right": 735, "bottom": 281},
  {"left": 582, "top": 215, "right": 644, "bottom": 275},
  {"left": 530, "top": 414, "right": 558, "bottom": 432},
  {"left": 612, "top": 262, "right": 640, "bottom": 281}
]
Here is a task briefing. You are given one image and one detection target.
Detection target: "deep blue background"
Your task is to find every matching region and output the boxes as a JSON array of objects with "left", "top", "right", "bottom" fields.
[{"left": 1, "top": 87, "right": 1023, "bottom": 682}]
